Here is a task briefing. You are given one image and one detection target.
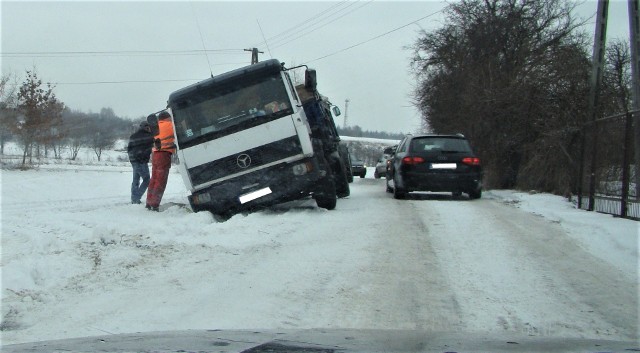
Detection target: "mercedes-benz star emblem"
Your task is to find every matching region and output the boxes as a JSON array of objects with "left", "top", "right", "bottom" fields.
[{"left": 236, "top": 153, "right": 252, "bottom": 169}]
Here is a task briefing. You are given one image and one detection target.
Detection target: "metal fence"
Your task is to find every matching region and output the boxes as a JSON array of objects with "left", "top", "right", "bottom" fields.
[
  {"left": 576, "top": 195, "right": 640, "bottom": 219},
  {"left": 577, "top": 110, "right": 639, "bottom": 220}
]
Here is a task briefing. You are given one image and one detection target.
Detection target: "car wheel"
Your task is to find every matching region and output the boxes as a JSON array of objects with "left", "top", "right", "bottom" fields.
[
  {"left": 393, "top": 174, "right": 406, "bottom": 199},
  {"left": 468, "top": 189, "right": 482, "bottom": 200}
]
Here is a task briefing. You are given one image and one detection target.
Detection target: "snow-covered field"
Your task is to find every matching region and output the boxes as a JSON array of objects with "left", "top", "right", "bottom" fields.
[
  {"left": 340, "top": 136, "right": 400, "bottom": 145},
  {"left": 1, "top": 143, "right": 638, "bottom": 347}
]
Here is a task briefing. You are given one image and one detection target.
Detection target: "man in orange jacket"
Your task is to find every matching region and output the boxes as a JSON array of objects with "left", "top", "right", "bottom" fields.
[{"left": 146, "top": 111, "right": 176, "bottom": 211}]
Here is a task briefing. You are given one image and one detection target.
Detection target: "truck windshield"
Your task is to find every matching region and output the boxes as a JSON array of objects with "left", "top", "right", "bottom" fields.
[{"left": 172, "top": 74, "right": 293, "bottom": 146}]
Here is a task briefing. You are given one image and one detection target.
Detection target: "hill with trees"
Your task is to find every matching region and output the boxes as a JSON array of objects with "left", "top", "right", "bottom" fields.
[{"left": 1, "top": 71, "right": 141, "bottom": 166}]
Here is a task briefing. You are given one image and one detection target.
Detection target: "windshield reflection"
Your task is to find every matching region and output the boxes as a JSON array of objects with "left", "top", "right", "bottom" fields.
[{"left": 173, "top": 75, "right": 293, "bottom": 145}]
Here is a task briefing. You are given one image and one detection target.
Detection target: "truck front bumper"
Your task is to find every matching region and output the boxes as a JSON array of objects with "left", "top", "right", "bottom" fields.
[{"left": 188, "top": 157, "right": 325, "bottom": 215}]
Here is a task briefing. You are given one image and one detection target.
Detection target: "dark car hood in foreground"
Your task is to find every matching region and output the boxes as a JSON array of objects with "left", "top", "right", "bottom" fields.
[{"left": 2, "top": 329, "right": 637, "bottom": 353}]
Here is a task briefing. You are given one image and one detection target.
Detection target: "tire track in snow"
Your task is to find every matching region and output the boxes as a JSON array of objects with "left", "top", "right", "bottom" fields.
[
  {"left": 418, "top": 197, "right": 638, "bottom": 341},
  {"left": 316, "top": 180, "right": 466, "bottom": 332}
]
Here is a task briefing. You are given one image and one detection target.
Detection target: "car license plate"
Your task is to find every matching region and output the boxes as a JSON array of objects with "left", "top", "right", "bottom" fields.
[
  {"left": 430, "top": 163, "right": 457, "bottom": 170},
  {"left": 239, "top": 187, "right": 272, "bottom": 204}
]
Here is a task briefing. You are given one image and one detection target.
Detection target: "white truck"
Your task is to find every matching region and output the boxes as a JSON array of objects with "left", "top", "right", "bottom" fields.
[{"left": 166, "top": 59, "right": 350, "bottom": 217}]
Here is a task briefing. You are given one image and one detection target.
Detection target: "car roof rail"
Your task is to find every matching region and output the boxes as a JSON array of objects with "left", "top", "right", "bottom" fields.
[{"left": 456, "top": 133, "right": 465, "bottom": 138}]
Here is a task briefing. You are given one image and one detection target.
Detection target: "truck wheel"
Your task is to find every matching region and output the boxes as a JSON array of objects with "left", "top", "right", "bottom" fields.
[
  {"left": 210, "top": 209, "right": 233, "bottom": 222},
  {"left": 331, "top": 154, "right": 350, "bottom": 198},
  {"left": 315, "top": 193, "right": 337, "bottom": 210},
  {"left": 336, "top": 177, "right": 350, "bottom": 198},
  {"left": 314, "top": 178, "right": 337, "bottom": 210}
]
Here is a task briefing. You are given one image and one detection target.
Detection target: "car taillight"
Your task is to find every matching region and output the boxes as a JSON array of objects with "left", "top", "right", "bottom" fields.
[
  {"left": 462, "top": 157, "right": 481, "bottom": 166},
  {"left": 402, "top": 156, "right": 425, "bottom": 165}
]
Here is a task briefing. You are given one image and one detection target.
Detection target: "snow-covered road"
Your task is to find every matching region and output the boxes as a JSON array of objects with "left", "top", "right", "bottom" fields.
[{"left": 1, "top": 166, "right": 638, "bottom": 346}]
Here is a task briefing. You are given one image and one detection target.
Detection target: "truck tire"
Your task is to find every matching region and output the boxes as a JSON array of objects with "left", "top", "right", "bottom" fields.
[
  {"left": 333, "top": 156, "right": 350, "bottom": 198},
  {"left": 211, "top": 211, "right": 233, "bottom": 222},
  {"left": 315, "top": 193, "right": 337, "bottom": 210},
  {"left": 314, "top": 178, "right": 337, "bottom": 210},
  {"left": 335, "top": 175, "right": 350, "bottom": 198}
]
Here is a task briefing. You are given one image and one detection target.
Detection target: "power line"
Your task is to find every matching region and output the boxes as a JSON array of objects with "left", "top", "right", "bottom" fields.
[
  {"left": 7, "top": 8, "right": 446, "bottom": 86},
  {"left": 1, "top": 49, "right": 245, "bottom": 58},
  {"left": 268, "top": 0, "right": 373, "bottom": 48},
  {"left": 251, "top": 0, "right": 351, "bottom": 48},
  {"left": 257, "top": 19, "right": 273, "bottom": 60},
  {"left": 306, "top": 8, "right": 445, "bottom": 64},
  {"left": 190, "top": 1, "right": 214, "bottom": 77},
  {"left": 267, "top": 1, "right": 369, "bottom": 49},
  {"left": 52, "top": 78, "right": 204, "bottom": 85}
]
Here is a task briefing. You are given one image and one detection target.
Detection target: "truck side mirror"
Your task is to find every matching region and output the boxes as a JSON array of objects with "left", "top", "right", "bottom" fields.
[
  {"left": 305, "top": 69, "right": 317, "bottom": 90},
  {"left": 332, "top": 106, "right": 341, "bottom": 116}
]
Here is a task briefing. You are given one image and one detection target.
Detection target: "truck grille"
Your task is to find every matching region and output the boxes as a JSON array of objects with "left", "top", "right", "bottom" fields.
[{"left": 187, "top": 136, "right": 303, "bottom": 187}]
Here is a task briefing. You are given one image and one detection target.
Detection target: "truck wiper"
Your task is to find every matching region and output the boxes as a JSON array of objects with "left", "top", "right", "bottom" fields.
[{"left": 219, "top": 112, "right": 247, "bottom": 123}]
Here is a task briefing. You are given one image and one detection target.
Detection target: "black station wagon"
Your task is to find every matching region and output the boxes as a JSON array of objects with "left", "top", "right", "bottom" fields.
[{"left": 386, "top": 134, "right": 483, "bottom": 199}]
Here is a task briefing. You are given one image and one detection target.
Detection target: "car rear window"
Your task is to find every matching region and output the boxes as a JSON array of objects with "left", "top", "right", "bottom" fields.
[{"left": 410, "top": 137, "right": 472, "bottom": 153}]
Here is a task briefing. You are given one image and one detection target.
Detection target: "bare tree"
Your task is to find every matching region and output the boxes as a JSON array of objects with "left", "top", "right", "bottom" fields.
[
  {"left": 62, "top": 109, "right": 90, "bottom": 160},
  {"left": 598, "top": 39, "right": 635, "bottom": 198},
  {"left": 410, "top": 0, "right": 591, "bottom": 192},
  {"left": 86, "top": 110, "right": 119, "bottom": 162},
  {"left": 41, "top": 93, "right": 65, "bottom": 159},
  {"left": 603, "top": 40, "right": 632, "bottom": 111}
]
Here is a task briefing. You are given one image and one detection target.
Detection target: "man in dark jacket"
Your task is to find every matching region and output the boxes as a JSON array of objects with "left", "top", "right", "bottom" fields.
[{"left": 127, "top": 121, "right": 154, "bottom": 204}]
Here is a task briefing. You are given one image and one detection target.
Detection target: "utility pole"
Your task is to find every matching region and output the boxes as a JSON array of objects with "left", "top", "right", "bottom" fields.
[
  {"left": 584, "top": 0, "right": 609, "bottom": 211},
  {"left": 244, "top": 48, "right": 263, "bottom": 64},
  {"left": 628, "top": 0, "right": 640, "bottom": 200},
  {"left": 343, "top": 99, "right": 350, "bottom": 129}
]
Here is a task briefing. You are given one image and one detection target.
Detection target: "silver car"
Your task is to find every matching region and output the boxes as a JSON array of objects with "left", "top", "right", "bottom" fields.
[{"left": 374, "top": 156, "right": 389, "bottom": 179}]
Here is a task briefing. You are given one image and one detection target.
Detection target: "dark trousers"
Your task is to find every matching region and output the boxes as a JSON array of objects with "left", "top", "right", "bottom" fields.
[
  {"left": 130, "top": 162, "right": 150, "bottom": 203},
  {"left": 146, "top": 151, "right": 172, "bottom": 208}
]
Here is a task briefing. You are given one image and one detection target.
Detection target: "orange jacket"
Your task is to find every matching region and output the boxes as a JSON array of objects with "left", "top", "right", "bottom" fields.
[{"left": 154, "top": 118, "right": 176, "bottom": 154}]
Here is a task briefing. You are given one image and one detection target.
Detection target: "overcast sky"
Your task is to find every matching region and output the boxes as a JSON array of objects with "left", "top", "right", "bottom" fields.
[{"left": 0, "top": 1, "right": 634, "bottom": 134}]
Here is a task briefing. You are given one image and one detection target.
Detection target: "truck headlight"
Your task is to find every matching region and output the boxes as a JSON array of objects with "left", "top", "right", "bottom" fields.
[
  {"left": 292, "top": 161, "right": 313, "bottom": 176},
  {"left": 193, "top": 192, "right": 212, "bottom": 205}
]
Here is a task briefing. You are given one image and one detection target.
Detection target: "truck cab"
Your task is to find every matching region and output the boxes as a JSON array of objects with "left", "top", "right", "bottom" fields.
[{"left": 167, "top": 59, "right": 349, "bottom": 217}]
